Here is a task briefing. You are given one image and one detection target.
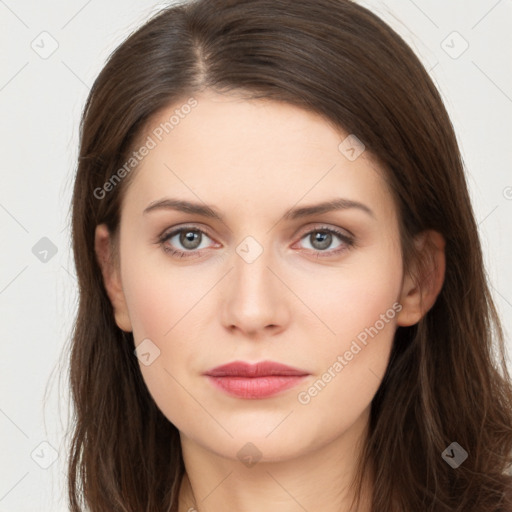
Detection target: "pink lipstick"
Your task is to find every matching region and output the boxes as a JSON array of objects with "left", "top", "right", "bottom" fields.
[{"left": 203, "top": 360, "right": 309, "bottom": 399}]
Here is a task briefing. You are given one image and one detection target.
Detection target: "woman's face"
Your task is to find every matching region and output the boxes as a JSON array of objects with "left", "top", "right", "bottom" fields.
[{"left": 98, "top": 89, "right": 412, "bottom": 462}]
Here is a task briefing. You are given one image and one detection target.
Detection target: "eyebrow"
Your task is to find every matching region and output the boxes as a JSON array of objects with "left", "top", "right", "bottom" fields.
[{"left": 143, "top": 197, "right": 375, "bottom": 220}]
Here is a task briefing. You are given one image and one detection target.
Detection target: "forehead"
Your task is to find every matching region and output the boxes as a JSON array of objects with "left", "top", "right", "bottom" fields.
[{"left": 122, "top": 90, "right": 395, "bottom": 223}]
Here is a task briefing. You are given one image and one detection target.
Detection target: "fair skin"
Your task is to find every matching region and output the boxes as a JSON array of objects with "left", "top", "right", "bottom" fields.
[{"left": 95, "top": 89, "right": 445, "bottom": 511}]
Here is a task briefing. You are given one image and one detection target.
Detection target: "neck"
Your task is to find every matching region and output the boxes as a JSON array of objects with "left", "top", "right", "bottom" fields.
[{"left": 177, "top": 409, "right": 373, "bottom": 512}]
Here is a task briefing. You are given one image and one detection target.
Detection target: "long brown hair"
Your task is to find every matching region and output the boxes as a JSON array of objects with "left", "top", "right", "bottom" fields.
[{"left": 67, "top": 0, "right": 512, "bottom": 510}]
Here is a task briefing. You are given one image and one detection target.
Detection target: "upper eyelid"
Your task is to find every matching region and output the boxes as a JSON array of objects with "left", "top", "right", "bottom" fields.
[{"left": 160, "top": 224, "right": 215, "bottom": 241}]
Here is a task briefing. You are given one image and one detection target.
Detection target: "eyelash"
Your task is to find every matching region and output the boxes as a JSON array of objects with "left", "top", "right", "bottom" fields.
[{"left": 157, "top": 224, "right": 355, "bottom": 260}]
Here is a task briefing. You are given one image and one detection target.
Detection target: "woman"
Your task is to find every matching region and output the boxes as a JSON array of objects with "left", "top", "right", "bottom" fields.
[{"left": 68, "top": 0, "right": 512, "bottom": 510}]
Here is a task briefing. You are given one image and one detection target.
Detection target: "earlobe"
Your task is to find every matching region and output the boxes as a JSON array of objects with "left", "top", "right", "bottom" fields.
[
  {"left": 94, "top": 224, "right": 133, "bottom": 332},
  {"left": 396, "top": 230, "right": 446, "bottom": 327}
]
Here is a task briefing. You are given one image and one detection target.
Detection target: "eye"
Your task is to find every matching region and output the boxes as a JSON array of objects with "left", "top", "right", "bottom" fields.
[
  {"left": 295, "top": 226, "right": 355, "bottom": 257},
  {"left": 158, "top": 226, "right": 217, "bottom": 258}
]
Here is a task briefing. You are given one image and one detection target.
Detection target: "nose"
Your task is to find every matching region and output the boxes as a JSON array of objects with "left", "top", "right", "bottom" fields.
[{"left": 220, "top": 240, "right": 290, "bottom": 338}]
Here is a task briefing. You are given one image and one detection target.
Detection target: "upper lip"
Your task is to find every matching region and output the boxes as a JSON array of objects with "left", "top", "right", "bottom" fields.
[{"left": 204, "top": 360, "right": 309, "bottom": 377}]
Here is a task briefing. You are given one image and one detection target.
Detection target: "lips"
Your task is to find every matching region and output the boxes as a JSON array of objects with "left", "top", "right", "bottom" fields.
[
  {"left": 203, "top": 361, "right": 310, "bottom": 399},
  {"left": 204, "top": 360, "right": 309, "bottom": 378}
]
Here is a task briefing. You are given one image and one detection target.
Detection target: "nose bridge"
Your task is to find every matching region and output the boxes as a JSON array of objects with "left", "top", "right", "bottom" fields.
[
  {"left": 221, "top": 231, "right": 286, "bottom": 333},
  {"left": 232, "top": 233, "right": 275, "bottom": 297}
]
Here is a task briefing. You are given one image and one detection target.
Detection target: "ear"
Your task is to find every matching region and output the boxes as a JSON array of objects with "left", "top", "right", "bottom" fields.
[
  {"left": 396, "top": 230, "right": 446, "bottom": 327},
  {"left": 94, "top": 224, "right": 133, "bottom": 332}
]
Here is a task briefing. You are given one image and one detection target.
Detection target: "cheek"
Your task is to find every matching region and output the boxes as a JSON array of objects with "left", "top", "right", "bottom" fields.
[
  {"left": 291, "top": 241, "right": 402, "bottom": 407},
  {"left": 290, "top": 237, "right": 403, "bottom": 352},
  {"left": 122, "top": 256, "right": 207, "bottom": 341},
  {"left": 295, "top": 312, "right": 396, "bottom": 441},
  {"left": 121, "top": 265, "right": 208, "bottom": 432}
]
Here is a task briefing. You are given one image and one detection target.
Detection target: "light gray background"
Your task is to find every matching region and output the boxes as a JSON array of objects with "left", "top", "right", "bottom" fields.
[{"left": 1, "top": 0, "right": 511, "bottom": 510}]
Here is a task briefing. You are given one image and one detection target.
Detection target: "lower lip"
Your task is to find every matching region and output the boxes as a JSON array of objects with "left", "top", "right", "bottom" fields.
[{"left": 205, "top": 375, "right": 308, "bottom": 399}]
